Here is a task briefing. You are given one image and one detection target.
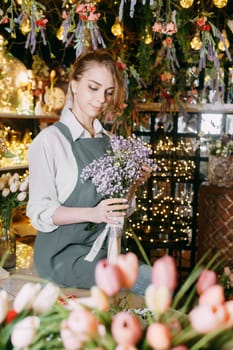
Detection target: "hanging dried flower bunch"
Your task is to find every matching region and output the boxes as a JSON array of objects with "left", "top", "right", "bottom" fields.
[
  {"left": 192, "top": 14, "right": 232, "bottom": 71},
  {"left": 1, "top": 0, "right": 48, "bottom": 53},
  {"left": 61, "top": 1, "right": 106, "bottom": 57}
]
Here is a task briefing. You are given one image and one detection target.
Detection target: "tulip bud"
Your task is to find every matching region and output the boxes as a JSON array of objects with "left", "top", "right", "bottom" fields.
[
  {"left": 60, "top": 319, "right": 85, "bottom": 350},
  {"left": 0, "top": 290, "right": 8, "bottom": 324},
  {"left": 11, "top": 316, "right": 40, "bottom": 349},
  {"left": 189, "top": 304, "right": 226, "bottom": 333},
  {"left": 146, "top": 322, "right": 171, "bottom": 350},
  {"left": 152, "top": 255, "right": 177, "bottom": 292},
  {"left": 197, "top": 269, "right": 217, "bottom": 295},
  {"left": 145, "top": 284, "right": 171, "bottom": 314},
  {"left": 33, "top": 283, "right": 60, "bottom": 314},
  {"left": 199, "top": 284, "right": 225, "bottom": 307},
  {"left": 111, "top": 311, "right": 142, "bottom": 346},
  {"left": 13, "top": 283, "right": 41, "bottom": 313},
  {"left": 95, "top": 259, "right": 123, "bottom": 296},
  {"left": 116, "top": 253, "right": 139, "bottom": 289},
  {"left": 90, "top": 286, "right": 110, "bottom": 311}
]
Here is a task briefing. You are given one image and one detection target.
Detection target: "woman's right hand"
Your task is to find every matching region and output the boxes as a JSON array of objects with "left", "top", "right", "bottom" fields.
[{"left": 92, "top": 198, "right": 129, "bottom": 224}]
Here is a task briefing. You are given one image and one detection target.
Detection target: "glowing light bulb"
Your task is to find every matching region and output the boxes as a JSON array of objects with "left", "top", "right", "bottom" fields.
[
  {"left": 111, "top": 17, "right": 123, "bottom": 37},
  {"left": 218, "top": 30, "right": 230, "bottom": 51},
  {"left": 213, "top": 0, "right": 228, "bottom": 8},
  {"left": 56, "top": 26, "right": 64, "bottom": 41},
  {"left": 180, "top": 0, "right": 194, "bottom": 8},
  {"left": 21, "top": 16, "right": 31, "bottom": 35},
  {"left": 190, "top": 33, "right": 202, "bottom": 50}
]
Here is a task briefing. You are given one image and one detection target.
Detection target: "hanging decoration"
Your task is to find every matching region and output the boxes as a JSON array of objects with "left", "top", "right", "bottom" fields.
[
  {"left": 1, "top": 0, "right": 48, "bottom": 53},
  {"left": 218, "top": 30, "right": 230, "bottom": 51},
  {"left": 190, "top": 32, "right": 202, "bottom": 50},
  {"left": 212, "top": 0, "right": 228, "bottom": 8},
  {"left": 180, "top": 0, "right": 194, "bottom": 8},
  {"left": 152, "top": 11, "right": 179, "bottom": 72},
  {"left": 60, "top": 1, "right": 106, "bottom": 57},
  {"left": 118, "top": 0, "right": 161, "bottom": 21},
  {"left": 111, "top": 17, "right": 124, "bottom": 37},
  {"left": 192, "top": 15, "right": 232, "bottom": 71}
]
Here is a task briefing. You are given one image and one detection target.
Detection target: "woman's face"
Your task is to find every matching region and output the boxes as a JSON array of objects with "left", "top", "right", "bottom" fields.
[{"left": 72, "top": 63, "right": 115, "bottom": 122}]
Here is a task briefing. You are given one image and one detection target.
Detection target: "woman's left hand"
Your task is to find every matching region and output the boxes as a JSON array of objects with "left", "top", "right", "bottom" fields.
[{"left": 127, "top": 164, "right": 153, "bottom": 202}]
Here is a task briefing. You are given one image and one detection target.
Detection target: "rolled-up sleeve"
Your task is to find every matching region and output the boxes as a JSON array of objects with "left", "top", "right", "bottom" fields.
[
  {"left": 26, "top": 125, "right": 78, "bottom": 232},
  {"left": 26, "top": 130, "right": 60, "bottom": 232}
]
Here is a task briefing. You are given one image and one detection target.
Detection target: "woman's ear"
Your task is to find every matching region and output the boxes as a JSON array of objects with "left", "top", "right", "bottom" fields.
[{"left": 71, "top": 80, "right": 78, "bottom": 94}]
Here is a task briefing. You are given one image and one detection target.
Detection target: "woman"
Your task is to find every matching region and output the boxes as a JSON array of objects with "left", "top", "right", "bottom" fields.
[{"left": 27, "top": 49, "right": 151, "bottom": 295}]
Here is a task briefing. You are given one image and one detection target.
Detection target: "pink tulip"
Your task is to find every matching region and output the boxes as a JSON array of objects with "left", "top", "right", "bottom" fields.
[
  {"left": 224, "top": 300, "right": 233, "bottom": 327},
  {"left": 196, "top": 269, "right": 217, "bottom": 295},
  {"left": 116, "top": 253, "right": 139, "bottom": 289},
  {"left": 111, "top": 311, "right": 142, "bottom": 346},
  {"left": 146, "top": 322, "right": 171, "bottom": 350},
  {"left": 151, "top": 255, "right": 177, "bottom": 292},
  {"left": 145, "top": 284, "right": 171, "bottom": 314},
  {"left": 171, "top": 346, "right": 189, "bottom": 350},
  {"left": 95, "top": 259, "right": 123, "bottom": 296},
  {"left": 189, "top": 304, "right": 227, "bottom": 333},
  {"left": 0, "top": 290, "right": 8, "bottom": 324},
  {"left": 11, "top": 316, "right": 40, "bottom": 349},
  {"left": 67, "top": 309, "right": 98, "bottom": 338},
  {"left": 199, "top": 284, "right": 225, "bottom": 307},
  {"left": 60, "top": 319, "right": 86, "bottom": 350}
]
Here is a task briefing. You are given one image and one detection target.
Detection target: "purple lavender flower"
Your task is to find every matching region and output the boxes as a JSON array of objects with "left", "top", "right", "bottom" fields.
[{"left": 81, "top": 135, "right": 157, "bottom": 198}]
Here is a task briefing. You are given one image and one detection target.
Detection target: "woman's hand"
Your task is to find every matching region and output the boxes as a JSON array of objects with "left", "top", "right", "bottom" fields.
[
  {"left": 92, "top": 198, "right": 129, "bottom": 224},
  {"left": 127, "top": 164, "right": 153, "bottom": 202}
]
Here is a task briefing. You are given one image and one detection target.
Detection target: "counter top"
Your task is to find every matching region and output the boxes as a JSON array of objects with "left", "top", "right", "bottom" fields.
[{"left": 0, "top": 241, "right": 144, "bottom": 307}]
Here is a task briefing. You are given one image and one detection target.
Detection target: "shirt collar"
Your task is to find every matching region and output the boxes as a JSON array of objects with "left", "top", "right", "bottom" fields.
[{"left": 59, "top": 108, "right": 108, "bottom": 140}]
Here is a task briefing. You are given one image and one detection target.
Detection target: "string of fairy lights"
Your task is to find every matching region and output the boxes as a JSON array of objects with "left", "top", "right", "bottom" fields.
[{"left": 127, "top": 136, "right": 197, "bottom": 247}]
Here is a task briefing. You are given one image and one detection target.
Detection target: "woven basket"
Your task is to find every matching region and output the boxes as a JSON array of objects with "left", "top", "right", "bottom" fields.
[{"left": 208, "top": 155, "right": 233, "bottom": 188}]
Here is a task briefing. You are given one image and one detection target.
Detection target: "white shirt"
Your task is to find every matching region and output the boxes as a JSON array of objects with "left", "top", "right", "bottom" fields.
[{"left": 26, "top": 109, "right": 109, "bottom": 232}]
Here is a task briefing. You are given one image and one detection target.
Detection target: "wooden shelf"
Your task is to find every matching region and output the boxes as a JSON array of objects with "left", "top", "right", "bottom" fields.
[{"left": 136, "top": 102, "right": 233, "bottom": 114}]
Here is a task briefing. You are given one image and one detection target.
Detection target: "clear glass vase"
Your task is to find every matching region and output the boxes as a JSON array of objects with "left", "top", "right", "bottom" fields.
[{"left": 0, "top": 214, "right": 16, "bottom": 269}]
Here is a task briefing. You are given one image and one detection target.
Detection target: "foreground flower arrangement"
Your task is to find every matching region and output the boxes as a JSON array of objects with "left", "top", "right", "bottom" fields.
[
  {"left": 1, "top": 253, "right": 233, "bottom": 349},
  {"left": 0, "top": 172, "right": 29, "bottom": 233}
]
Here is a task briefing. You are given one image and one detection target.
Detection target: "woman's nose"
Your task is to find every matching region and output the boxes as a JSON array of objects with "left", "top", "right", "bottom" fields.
[{"left": 97, "top": 90, "right": 106, "bottom": 104}]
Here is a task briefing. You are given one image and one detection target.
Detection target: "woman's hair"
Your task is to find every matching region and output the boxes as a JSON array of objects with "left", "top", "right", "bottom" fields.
[{"left": 68, "top": 49, "right": 125, "bottom": 113}]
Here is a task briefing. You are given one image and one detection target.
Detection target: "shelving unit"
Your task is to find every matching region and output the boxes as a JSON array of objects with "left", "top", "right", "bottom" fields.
[
  {"left": 0, "top": 113, "right": 58, "bottom": 172},
  {"left": 127, "top": 102, "right": 233, "bottom": 272}
]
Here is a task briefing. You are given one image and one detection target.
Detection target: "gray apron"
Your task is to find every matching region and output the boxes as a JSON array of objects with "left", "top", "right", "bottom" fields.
[{"left": 34, "top": 121, "right": 126, "bottom": 288}]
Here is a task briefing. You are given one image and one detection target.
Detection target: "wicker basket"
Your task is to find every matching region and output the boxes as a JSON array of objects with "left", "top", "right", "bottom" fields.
[{"left": 208, "top": 155, "right": 233, "bottom": 188}]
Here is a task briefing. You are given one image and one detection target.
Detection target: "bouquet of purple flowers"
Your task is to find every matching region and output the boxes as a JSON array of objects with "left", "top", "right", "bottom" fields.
[{"left": 81, "top": 134, "right": 157, "bottom": 198}]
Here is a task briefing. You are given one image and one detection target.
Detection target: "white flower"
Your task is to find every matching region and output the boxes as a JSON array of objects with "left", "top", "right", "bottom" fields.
[
  {"left": 9, "top": 181, "right": 19, "bottom": 193},
  {"left": 0, "top": 290, "right": 8, "bottom": 324},
  {"left": 11, "top": 316, "right": 40, "bottom": 349},
  {"left": 13, "top": 283, "right": 41, "bottom": 313},
  {"left": 19, "top": 178, "right": 29, "bottom": 192},
  {"left": 33, "top": 283, "right": 60, "bottom": 314},
  {"left": 17, "top": 191, "right": 27, "bottom": 202},
  {"left": 2, "top": 188, "right": 10, "bottom": 197}
]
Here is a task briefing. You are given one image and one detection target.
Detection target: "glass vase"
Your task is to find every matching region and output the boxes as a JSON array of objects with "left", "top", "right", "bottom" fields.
[{"left": 0, "top": 214, "right": 16, "bottom": 269}]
